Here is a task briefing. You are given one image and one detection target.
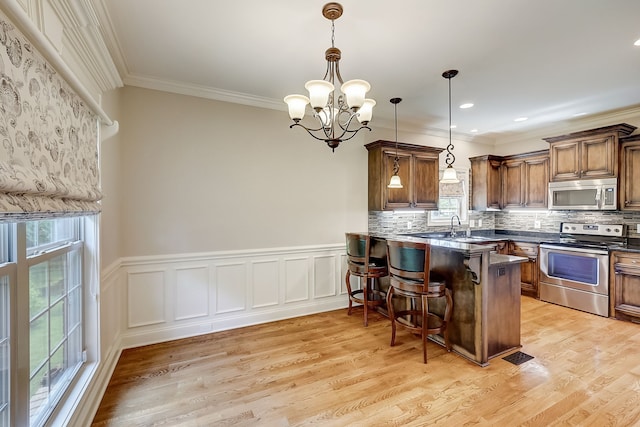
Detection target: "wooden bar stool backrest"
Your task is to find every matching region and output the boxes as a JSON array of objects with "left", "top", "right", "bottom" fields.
[
  {"left": 386, "top": 240, "right": 445, "bottom": 295},
  {"left": 345, "top": 233, "right": 387, "bottom": 277}
]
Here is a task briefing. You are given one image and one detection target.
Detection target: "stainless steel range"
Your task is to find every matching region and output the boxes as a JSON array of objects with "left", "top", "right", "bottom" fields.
[{"left": 539, "top": 222, "right": 626, "bottom": 317}]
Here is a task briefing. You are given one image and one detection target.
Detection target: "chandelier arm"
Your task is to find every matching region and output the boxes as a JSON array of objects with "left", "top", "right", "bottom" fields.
[
  {"left": 334, "top": 126, "right": 371, "bottom": 142},
  {"left": 334, "top": 109, "right": 359, "bottom": 132},
  {"left": 289, "top": 122, "right": 337, "bottom": 142},
  {"left": 288, "top": 122, "right": 370, "bottom": 143}
]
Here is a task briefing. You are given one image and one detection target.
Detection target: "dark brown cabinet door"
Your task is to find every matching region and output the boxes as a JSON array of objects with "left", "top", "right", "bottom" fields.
[
  {"left": 550, "top": 140, "right": 581, "bottom": 181},
  {"left": 509, "top": 241, "right": 539, "bottom": 298},
  {"left": 412, "top": 153, "right": 439, "bottom": 210},
  {"left": 611, "top": 251, "right": 640, "bottom": 322},
  {"left": 620, "top": 137, "right": 640, "bottom": 210},
  {"left": 502, "top": 160, "right": 525, "bottom": 209},
  {"left": 580, "top": 135, "right": 616, "bottom": 179},
  {"left": 470, "top": 155, "right": 502, "bottom": 210},
  {"left": 524, "top": 156, "right": 549, "bottom": 208},
  {"left": 383, "top": 150, "right": 412, "bottom": 209}
]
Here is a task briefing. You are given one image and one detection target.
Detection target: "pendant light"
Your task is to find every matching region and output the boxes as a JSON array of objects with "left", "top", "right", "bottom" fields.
[
  {"left": 387, "top": 97, "right": 403, "bottom": 189},
  {"left": 441, "top": 69, "right": 460, "bottom": 183}
]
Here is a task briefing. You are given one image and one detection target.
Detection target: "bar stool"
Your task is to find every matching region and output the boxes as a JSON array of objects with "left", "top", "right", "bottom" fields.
[
  {"left": 345, "top": 233, "right": 388, "bottom": 327},
  {"left": 385, "top": 239, "right": 453, "bottom": 363}
]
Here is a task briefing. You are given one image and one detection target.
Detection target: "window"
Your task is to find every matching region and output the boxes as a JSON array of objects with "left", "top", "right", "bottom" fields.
[
  {"left": 1, "top": 217, "right": 87, "bottom": 427},
  {"left": 428, "top": 168, "right": 469, "bottom": 225}
]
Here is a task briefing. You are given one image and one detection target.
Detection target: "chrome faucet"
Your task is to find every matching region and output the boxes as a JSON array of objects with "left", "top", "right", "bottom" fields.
[{"left": 450, "top": 215, "right": 461, "bottom": 238}]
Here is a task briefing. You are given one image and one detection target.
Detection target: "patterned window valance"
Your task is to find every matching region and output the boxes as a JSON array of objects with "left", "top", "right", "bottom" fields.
[{"left": 0, "top": 10, "right": 101, "bottom": 220}]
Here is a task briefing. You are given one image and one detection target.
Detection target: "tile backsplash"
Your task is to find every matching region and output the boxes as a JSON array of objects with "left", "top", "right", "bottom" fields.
[{"left": 369, "top": 210, "right": 640, "bottom": 238}]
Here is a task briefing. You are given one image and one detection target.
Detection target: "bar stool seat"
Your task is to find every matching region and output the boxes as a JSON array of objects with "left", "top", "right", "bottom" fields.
[
  {"left": 345, "top": 233, "right": 388, "bottom": 326},
  {"left": 385, "top": 239, "right": 453, "bottom": 363}
]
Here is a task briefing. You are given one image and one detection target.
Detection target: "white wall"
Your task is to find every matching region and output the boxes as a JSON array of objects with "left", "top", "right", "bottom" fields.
[{"left": 118, "top": 86, "right": 373, "bottom": 255}]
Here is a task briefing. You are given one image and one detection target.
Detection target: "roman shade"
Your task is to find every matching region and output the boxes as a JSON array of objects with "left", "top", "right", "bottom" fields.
[{"left": 0, "top": 10, "right": 101, "bottom": 220}]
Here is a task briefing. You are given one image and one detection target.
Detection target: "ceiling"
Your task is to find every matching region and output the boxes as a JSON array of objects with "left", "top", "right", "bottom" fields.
[{"left": 98, "top": 0, "right": 640, "bottom": 141}]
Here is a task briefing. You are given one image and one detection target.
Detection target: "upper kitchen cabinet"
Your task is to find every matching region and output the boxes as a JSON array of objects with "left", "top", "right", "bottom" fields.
[
  {"left": 470, "top": 150, "right": 549, "bottom": 211},
  {"left": 502, "top": 150, "right": 549, "bottom": 209},
  {"left": 470, "top": 155, "right": 503, "bottom": 211},
  {"left": 365, "top": 141, "right": 443, "bottom": 211},
  {"left": 620, "top": 134, "right": 640, "bottom": 211},
  {"left": 543, "top": 123, "right": 636, "bottom": 182}
]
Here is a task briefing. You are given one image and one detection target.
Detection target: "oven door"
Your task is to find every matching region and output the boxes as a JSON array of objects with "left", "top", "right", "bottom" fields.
[{"left": 539, "top": 244, "right": 609, "bottom": 295}]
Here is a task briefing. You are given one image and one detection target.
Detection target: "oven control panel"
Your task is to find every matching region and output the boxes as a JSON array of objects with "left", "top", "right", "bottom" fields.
[{"left": 560, "top": 222, "right": 624, "bottom": 237}]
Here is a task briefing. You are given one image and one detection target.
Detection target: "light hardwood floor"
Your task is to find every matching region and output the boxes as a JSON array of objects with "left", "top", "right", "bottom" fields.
[{"left": 92, "top": 297, "right": 640, "bottom": 426}]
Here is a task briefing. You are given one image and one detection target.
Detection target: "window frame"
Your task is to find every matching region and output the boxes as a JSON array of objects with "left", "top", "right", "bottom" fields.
[{"left": 2, "top": 216, "right": 96, "bottom": 427}]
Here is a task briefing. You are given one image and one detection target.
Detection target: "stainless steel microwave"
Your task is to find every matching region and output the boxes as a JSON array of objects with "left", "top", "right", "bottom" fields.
[{"left": 548, "top": 178, "right": 617, "bottom": 210}]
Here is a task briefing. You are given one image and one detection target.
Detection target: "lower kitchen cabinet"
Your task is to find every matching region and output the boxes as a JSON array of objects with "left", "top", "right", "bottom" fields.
[
  {"left": 611, "top": 251, "right": 640, "bottom": 322},
  {"left": 509, "top": 241, "right": 539, "bottom": 298}
]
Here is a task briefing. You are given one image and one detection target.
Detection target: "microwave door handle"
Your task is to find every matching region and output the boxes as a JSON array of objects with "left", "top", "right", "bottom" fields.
[{"left": 595, "top": 187, "right": 602, "bottom": 209}]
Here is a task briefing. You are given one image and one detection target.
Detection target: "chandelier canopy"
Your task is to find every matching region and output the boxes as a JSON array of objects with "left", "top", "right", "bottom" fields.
[{"left": 284, "top": 3, "right": 374, "bottom": 151}]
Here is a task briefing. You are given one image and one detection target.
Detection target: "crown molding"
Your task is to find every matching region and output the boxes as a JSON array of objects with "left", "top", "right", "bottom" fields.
[
  {"left": 493, "top": 104, "right": 640, "bottom": 146},
  {"left": 123, "top": 73, "right": 287, "bottom": 111},
  {"left": 45, "top": 0, "right": 122, "bottom": 92}
]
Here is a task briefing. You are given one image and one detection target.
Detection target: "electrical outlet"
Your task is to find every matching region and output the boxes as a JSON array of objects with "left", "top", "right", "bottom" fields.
[
  {"left": 534, "top": 220, "right": 541, "bottom": 229},
  {"left": 478, "top": 219, "right": 483, "bottom": 228},
  {"left": 469, "top": 219, "right": 476, "bottom": 228},
  {"left": 407, "top": 221, "right": 412, "bottom": 230}
]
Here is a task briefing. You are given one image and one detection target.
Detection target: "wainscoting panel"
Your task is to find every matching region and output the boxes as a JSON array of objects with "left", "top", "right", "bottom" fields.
[
  {"left": 116, "top": 244, "right": 348, "bottom": 349},
  {"left": 175, "top": 265, "right": 209, "bottom": 320},
  {"left": 127, "top": 269, "right": 166, "bottom": 328},
  {"left": 215, "top": 262, "right": 247, "bottom": 314},
  {"left": 284, "top": 257, "right": 310, "bottom": 303},
  {"left": 250, "top": 259, "right": 279, "bottom": 309},
  {"left": 313, "top": 254, "right": 337, "bottom": 298}
]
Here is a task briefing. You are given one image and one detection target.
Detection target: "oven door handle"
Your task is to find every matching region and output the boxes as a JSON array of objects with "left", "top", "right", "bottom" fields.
[{"left": 539, "top": 244, "right": 609, "bottom": 255}]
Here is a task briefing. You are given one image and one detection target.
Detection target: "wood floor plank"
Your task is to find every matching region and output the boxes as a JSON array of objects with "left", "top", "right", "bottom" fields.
[{"left": 92, "top": 298, "right": 640, "bottom": 426}]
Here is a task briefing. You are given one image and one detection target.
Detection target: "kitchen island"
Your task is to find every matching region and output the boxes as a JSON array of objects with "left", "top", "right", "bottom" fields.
[{"left": 379, "top": 236, "right": 527, "bottom": 366}]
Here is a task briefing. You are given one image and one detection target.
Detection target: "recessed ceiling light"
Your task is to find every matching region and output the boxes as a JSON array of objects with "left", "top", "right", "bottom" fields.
[
  {"left": 635, "top": 38, "right": 640, "bottom": 46},
  {"left": 514, "top": 117, "right": 528, "bottom": 122},
  {"left": 450, "top": 125, "right": 457, "bottom": 129},
  {"left": 470, "top": 129, "right": 478, "bottom": 133},
  {"left": 459, "top": 103, "right": 474, "bottom": 109}
]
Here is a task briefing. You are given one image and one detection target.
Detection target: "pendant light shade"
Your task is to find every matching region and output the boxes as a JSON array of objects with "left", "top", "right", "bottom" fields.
[
  {"left": 440, "top": 166, "right": 459, "bottom": 183},
  {"left": 387, "top": 97, "right": 403, "bottom": 189},
  {"left": 441, "top": 69, "right": 460, "bottom": 184}
]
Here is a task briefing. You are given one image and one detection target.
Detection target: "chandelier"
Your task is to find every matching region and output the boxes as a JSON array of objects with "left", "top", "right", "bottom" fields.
[{"left": 284, "top": 3, "right": 375, "bottom": 151}]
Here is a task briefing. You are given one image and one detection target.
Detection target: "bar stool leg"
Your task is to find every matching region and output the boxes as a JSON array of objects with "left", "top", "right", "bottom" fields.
[
  {"left": 386, "top": 286, "right": 397, "bottom": 346},
  {"left": 345, "top": 270, "right": 353, "bottom": 316},
  {"left": 363, "top": 278, "right": 369, "bottom": 327},
  {"left": 422, "top": 294, "right": 428, "bottom": 363}
]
